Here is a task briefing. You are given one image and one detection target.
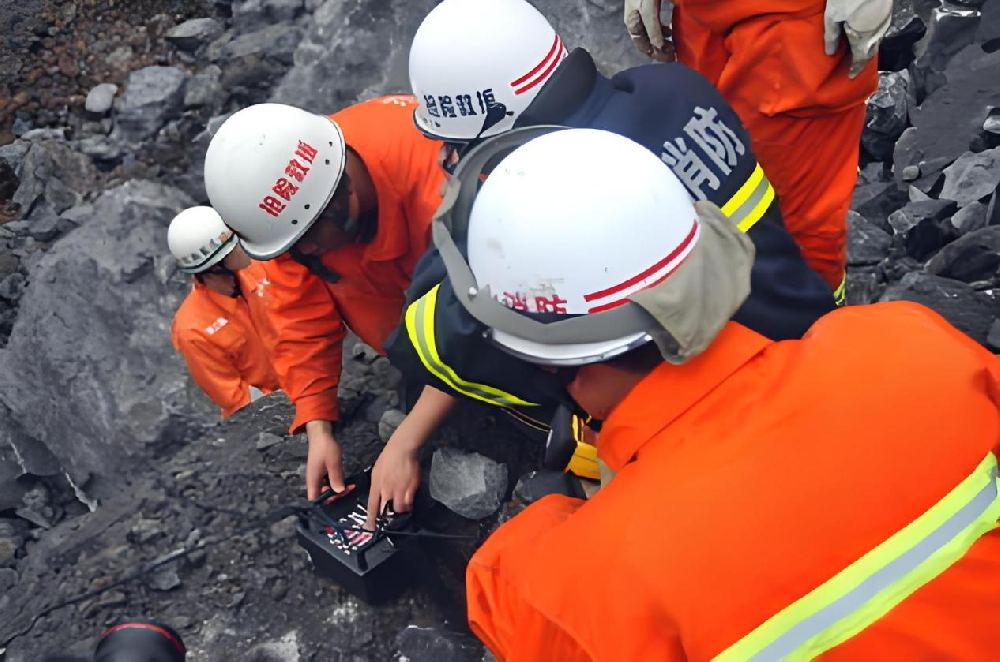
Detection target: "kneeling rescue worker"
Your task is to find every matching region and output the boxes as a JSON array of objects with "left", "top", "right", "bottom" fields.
[
  {"left": 446, "top": 128, "right": 1000, "bottom": 659},
  {"left": 369, "top": 0, "right": 837, "bottom": 521},
  {"left": 624, "top": 0, "right": 891, "bottom": 298},
  {"left": 204, "top": 98, "right": 446, "bottom": 499},
  {"left": 168, "top": 206, "right": 281, "bottom": 418}
]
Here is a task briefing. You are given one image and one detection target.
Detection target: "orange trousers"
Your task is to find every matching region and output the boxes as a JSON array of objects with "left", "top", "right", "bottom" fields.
[{"left": 673, "top": 2, "right": 878, "bottom": 292}]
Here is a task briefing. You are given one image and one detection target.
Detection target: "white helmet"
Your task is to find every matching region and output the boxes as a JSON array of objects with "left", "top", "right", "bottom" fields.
[
  {"left": 409, "top": 0, "right": 567, "bottom": 143},
  {"left": 204, "top": 103, "right": 347, "bottom": 260},
  {"left": 167, "top": 206, "right": 239, "bottom": 274}
]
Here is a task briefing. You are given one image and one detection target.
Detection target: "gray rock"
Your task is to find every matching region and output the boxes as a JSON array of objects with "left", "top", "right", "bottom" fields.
[
  {"left": 28, "top": 216, "right": 61, "bottom": 242},
  {"left": 378, "top": 409, "right": 406, "bottom": 443},
  {"left": 0, "top": 537, "right": 16, "bottom": 567},
  {"left": 0, "top": 253, "right": 19, "bottom": 278},
  {"left": 851, "top": 181, "right": 907, "bottom": 232},
  {"left": 255, "top": 432, "right": 283, "bottom": 451},
  {"left": 0, "top": 442, "right": 28, "bottom": 511},
  {"left": 986, "top": 319, "right": 1000, "bottom": 352},
  {"left": 0, "top": 181, "right": 217, "bottom": 503},
  {"left": 84, "top": 83, "right": 118, "bottom": 115},
  {"left": 909, "top": 186, "right": 931, "bottom": 202},
  {"left": 887, "top": 199, "right": 958, "bottom": 260},
  {"left": 0, "top": 567, "right": 16, "bottom": 592},
  {"left": 106, "top": 45, "right": 133, "bottom": 69},
  {"left": 149, "top": 565, "right": 182, "bottom": 591},
  {"left": 220, "top": 24, "right": 304, "bottom": 90},
  {"left": 11, "top": 139, "right": 99, "bottom": 219},
  {"left": 909, "top": 3, "right": 983, "bottom": 100},
  {"left": 879, "top": 272, "right": 1000, "bottom": 344},
  {"left": 906, "top": 45, "right": 1000, "bottom": 170},
  {"left": 985, "top": 114, "right": 1000, "bottom": 136},
  {"left": 185, "top": 65, "right": 224, "bottom": 108},
  {"left": 77, "top": 135, "right": 126, "bottom": 163},
  {"left": 395, "top": 626, "right": 481, "bottom": 662},
  {"left": 234, "top": 0, "right": 304, "bottom": 31},
  {"left": 952, "top": 200, "right": 989, "bottom": 234},
  {"left": 0, "top": 273, "right": 26, "bottom": 302},
  {"left": 940, "top": 148, "right": 1000, "bottom": 207},
  {"left": 925, "top": 225, "right": 1000, "bottom": 282},
  {"left": 902, "top": 165, "right": 921, "bottom": 180},
  {"left": 165, "top": 18, "right": 225, "bottom": 52},
  {"left": 847, "top": 211, "right": 891, "bottom": 266},
  {"left": 880, "top": 0, "right": 929, "bottom": 70},
  {"left": 114, "top": 66, "right": 189, "bottom": 144},
  {"left": 977, "top": 0, "right": 1000, "bottom": 44},
  {"left": 271, "top": 0, "right": 643, "bottom": 114},
  {"left": 845, "top": 268, "right": 884, "bottom": 306},
  {"left": 862, "top": 71, "right": 910, "bottom": 162},
  {"left": 429, "top": 448, "right": 507, "bottom": 520}
]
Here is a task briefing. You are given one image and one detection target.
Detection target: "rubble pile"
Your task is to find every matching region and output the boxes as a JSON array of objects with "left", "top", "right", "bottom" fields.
[{"left": 0, "top": 0, "right": 998, "bottom": 658}]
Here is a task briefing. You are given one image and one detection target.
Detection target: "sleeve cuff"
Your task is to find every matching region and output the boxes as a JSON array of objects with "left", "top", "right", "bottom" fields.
[{"left": 290, "top": 391, "right": 340, "bottom": 434}]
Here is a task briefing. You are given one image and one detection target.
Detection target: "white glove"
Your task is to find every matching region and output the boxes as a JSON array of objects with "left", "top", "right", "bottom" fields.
[
  {"left": 823, "top": 0, "right": 893, "bottom": 78},
  {"left": 624, "top": 0, "right": 674, "bottom": 61}
]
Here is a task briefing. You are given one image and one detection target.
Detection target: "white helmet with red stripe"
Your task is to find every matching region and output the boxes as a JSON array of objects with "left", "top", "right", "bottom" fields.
[
  {"left": 204, "top": 103, "right": 347, "bottom": 260},
  {"left": 409, "top": 0, "right": 566, "bottom": 143},
  {"left": 465, "top": 128, "right": 700, "bottom": 365}
]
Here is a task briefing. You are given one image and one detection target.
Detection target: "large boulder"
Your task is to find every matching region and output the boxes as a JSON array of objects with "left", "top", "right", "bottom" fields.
[
  {"left": 9, "top": 139, "right": 99, "bottom": 220},
  {"left": 270, "top": 0, "right": 645, "bottom": 113},
  {"left": 113, "top": 66, "right": 190, "bottom": 144},
  {"left": 879, "top": 272, "right": 1000, "bottom": 344},
  {"left": 0, "top": 181, "right": 217, "bottom": 505}
]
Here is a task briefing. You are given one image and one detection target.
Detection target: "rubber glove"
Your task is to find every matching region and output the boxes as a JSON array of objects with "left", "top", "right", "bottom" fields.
[{"left": 824, "top": 0, "right": 893, "bottom": 78}]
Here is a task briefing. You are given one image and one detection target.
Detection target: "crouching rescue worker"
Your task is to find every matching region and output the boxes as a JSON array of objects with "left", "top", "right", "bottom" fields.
[
  {"left": 368, "top": 0, "right": 837, "bottom": 521},
  {"left": 446, "top": 127, "right": 1000, "bottom": 660},
  {"left": 204, "top": 98, "right": 446, "bottom": 499},
  {"left": 624, "top": 0, "right": 890, "bottom": 298},
  {"left": 168, "top": 206, "right": 281, "bottom": 418}
]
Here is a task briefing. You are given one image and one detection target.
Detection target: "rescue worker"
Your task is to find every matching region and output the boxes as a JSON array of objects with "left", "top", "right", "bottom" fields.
[
  {"left": 203, "top": 98, "right": 446, "bottom": 499},
  {"left": 168, "top": 206, "right": 281, "bottom": 418},
  {"left": 623, "top": 0, "right": 891, "bottom": 296},
  {"left": 444, "top": 127, "right": 1000, "bottom": 660},
  {"left": 367, "top": 0, "right": 837, "bottom": 523}
]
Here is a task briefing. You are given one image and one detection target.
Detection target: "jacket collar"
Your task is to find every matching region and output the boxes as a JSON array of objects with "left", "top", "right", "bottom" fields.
[
  {"left": 515, "top": 48, "right": 604, "bottom": 128},
  {"left": 598, "top": 323, "right": 773, "bottom": 472}
]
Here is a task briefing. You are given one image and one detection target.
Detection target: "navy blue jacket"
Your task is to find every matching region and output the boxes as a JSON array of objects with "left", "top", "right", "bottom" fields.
[{"left": 385, "top": 50, "right": 835, "bottom": 425}]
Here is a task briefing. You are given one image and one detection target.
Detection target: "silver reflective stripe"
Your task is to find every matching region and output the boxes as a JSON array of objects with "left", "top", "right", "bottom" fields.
[
  {"left": 727, "top": 171, "right": 772, "bottom": 231},
  {"left": 749, "top": 463, "right": 999, "bottom": 661}
]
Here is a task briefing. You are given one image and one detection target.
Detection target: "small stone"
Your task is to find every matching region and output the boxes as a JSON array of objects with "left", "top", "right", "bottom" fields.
[
  {"left": 165, "top": 18, "right": 224, "bottom": 52},
  {"left": 951, "top": 201, "right": 989, "bottom": 235},
  {"left": 255, "top": 432, "right": 283, "bottom": 451},
  {"left": 0, "top": 538, "right": 17, "bottom": 566},
  {"left": 940, "top": 148, "right": 1000, "bottom": 207},
  {"left": 925, "top": 226, "right": 1000, "bottom": 283},
  {"left": 985, "top": 115, "right": 1000, "bottom": 136},
  {"left": 270, "top": 577, "right": 289, "bottom": 601},
  {"left": 149, "top": 566, "right": 182, "bottom": 591},
  {"left": 846, "top": 211, "right": 891, "bottom": 266},
  {"left": 29, "top": 216, "right": 61, "bottom": 242},
  {"left": 84, "top": 83, "right": 117, "bottom": 115},
  {"left": 0, "top": 567, "right": 16, "bottom": 591},
  {"left": 0, "top": 273, "right": 26, "bottom": 302},
  {"left": 902, "top": 165, "right": 920, "bottom": 181},
  {"left": 908, "top": 186, "right": 931, "bottom": 202},
  {"left": 987, "top": 320, "right": 1000, "bottom": 352},
  {"left": 429, "top": 448, "right": 507, "bottom": 520},
  {"left": 396, "top": 625, "right": 481, "bottom": 662},
  {"left": 378, "top": 409, "right": 406, "bottom": 443}
]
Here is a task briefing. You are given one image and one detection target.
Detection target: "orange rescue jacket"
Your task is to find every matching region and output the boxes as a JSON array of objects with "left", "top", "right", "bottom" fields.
[
  {"left": 171, "top": 261, "right": 281, "bottom": 417},
  {"left": 468, "top": 302, "right": 1000, "bottom": 660},
  {"left": 262, "top": 95, "right": 445, "bottom": 433}
]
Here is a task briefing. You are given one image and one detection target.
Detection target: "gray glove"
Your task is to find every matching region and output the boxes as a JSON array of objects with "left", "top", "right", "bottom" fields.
[{"left": 823, "top": 0, "right": 893, "bottom": 78}]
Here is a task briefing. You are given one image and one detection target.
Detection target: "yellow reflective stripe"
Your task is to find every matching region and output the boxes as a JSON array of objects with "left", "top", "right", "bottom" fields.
[
  {"left": 405, "top": 284, "right": 538, "bottom": 408},
  {"left": 716, "top": 453, "right": 1000, "bottom": 662},
  {"left": 833, "top": 276, "right": 846, "bottom": 307},
  {"left": 721, "top": 162, "right": 765, "bottom": 217},
  {"left": 720, "top": 162, "right": 775, "bottom": 233}
]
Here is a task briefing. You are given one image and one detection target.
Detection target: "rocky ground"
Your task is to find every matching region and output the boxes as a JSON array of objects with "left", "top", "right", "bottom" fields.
[{"left": 1, "top": 0, "right": 999, "bottom": 659}]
